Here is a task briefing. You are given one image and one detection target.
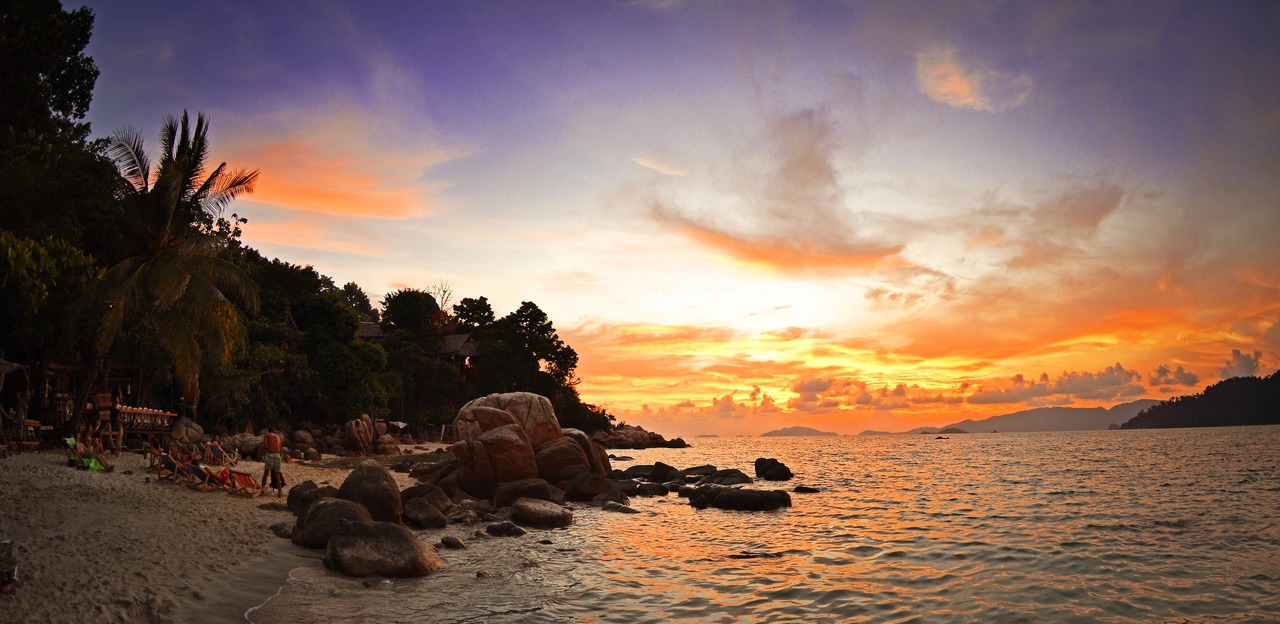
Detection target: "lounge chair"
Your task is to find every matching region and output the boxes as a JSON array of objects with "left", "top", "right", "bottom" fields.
[
  {"left": 202, "top": 441, "right": 237, "bottom": 467},
  {"left": 64, "top": 437, "right": 106, "bottom": 472},
  {"left": 225, "top": 470, "right": 265, "bottom": 498},
  {"left": 182, "top": 463, "right": 229, "bottom": 492}
]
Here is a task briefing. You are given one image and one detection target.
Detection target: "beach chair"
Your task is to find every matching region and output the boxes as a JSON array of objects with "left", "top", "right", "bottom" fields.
[
  {"left": 183, "top": 463, "right": 229, "bottom": 492},
  {"left": 225, "top": 470, "right": 265, "bottom": 498},
  {"left": 64, "top": 437, "right": 106, "bottom": 472},
  {"left": 202, "top": 441, "right": 237, "bottom": 467},
  {"left": 149, "top": 450, "right": 183, "bottom": 479}
]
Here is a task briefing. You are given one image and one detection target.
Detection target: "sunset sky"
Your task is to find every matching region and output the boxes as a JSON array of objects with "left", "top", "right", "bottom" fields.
[{"left": 80, "top": 1, "right": 1280, "bottom": 437}]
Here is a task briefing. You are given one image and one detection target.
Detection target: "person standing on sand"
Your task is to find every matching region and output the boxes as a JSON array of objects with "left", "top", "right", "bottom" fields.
[{"left": 261, "top": 429, "right": 285, "bottom": 495}]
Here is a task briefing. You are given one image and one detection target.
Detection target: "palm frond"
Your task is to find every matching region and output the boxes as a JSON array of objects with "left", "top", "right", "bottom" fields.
[
  {"left": 152, "top": 308, "right": 203, "bottom": 404},
  {"left": 107, "top": 126, "right": 151, "bottom": 192},
  {"left": 203, "top": 166, "right": 260, "bottom": 215}
]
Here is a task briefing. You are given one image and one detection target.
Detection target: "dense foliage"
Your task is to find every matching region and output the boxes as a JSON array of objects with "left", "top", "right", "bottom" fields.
[
  {"left": 1120, "top": 371, "right": 1280, "bottom": 429},
  {"left": 0, "top": 1, "right": 615, "bottom": 436}
]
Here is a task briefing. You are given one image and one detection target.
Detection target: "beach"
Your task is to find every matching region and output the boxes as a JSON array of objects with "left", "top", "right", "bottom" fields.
[{"left": 0, "top": 447, "right": 424, "bottom": 623}]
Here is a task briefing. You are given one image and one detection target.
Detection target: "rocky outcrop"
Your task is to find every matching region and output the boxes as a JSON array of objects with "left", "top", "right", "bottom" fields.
[
  {"left": 323, "top": 520, "right": 442, "bottom": 578},
  {"left": 169, "top": 417, "right": 205, "bottom": 443},
  {"left": 591, "top": 424, "right": 688, "bottom": 449},
  {"left": 336, "top": 460, "right": 403, "bottom": 524},
  {"left": 402, "top": 497, "right": 447, "bottom": 529},
  {"left": 439, "top": 392, "right": 611, "bottom": 505},
  {"left": 494, "top": 478, "right": 552, "bottom": 508},
  {"left": 754, "top": 457, "right": 793, "bottom": 481},
  {"left": 697, "top": 468, "right": 753, "bottom": 486},
  {"left": 292, "top": 497, "right": 374, "bottom": 548}
]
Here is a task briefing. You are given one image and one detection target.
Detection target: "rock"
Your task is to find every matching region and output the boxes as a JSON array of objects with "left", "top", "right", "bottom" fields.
[
  {"left": 345, "top": 417, "right": 374, "bottom": 456},
  {"left": 269, "top": 522, "right": 293, "bottom": 538},
  {"left": 453, "top": 406, "right": 519, "bottom": 442},
  {"left": 698, "top": 468, "right": 753, "bottom": 486},
  {"left": 336, "top": 460, "right": 403, "bottom": 524},
  {"left": 687, "top": 485, "right": 792, "bottom": 511},
  {"left": 494, "top": 478, "right": 552, "bottom": 508},
  {"left": 374, "top": 433, "right": 401, "bottom": 456},
  {"left": 591, "top": 424, "right": 688, "bottom": 449},
  {"left": 533, "top": 437, "right": 591, "bottom": 482},
  {"left": 479, "top": 424, "right": 538, "bottom": 483},
  {"left": 636, "top": 482, "right": 669, "bottom": 497},
  {"left": 609, "top": 479, "right": 640, "bottom": 496},
  {"left": 170, "top": 416, "right": 205, "bottom": 443},
  {"left": 602, "top": 501, "right": 640, "bottom": 514},
  {"left": 292, "top": 497, "right": 373, "bottom": 548},
  {"left": 510, "top": 497, "right": 573, "bottom": 529},
  {"left": 445, "top": 508, "right": 479, "bottom": 525},
  {"left": 754, "top": 457, "right": 794, "bottom": 481},
  {"left": 303, "top": 448, "right": 322, "bottom": 461},
  {"left": 438, "top": 536, "right": 466, "bottom": 550},
  {"left": 400, "top": 483, "right": 453, "bottom": 514},
  {"left": 794, "top": 485, "right": 820, "bottom": 494},
  {"left": 485, "top": 521, "right": 527, "bottom": 537},
  {"left": 236, "top": 436, "right": 263, "bottom": 460},
  {"left": 323, "top": 520, "right": 442, "bottom": 578},
  {"left": 402, "top": 497, "right": 447, "bottom": 529},
  {"left": 649, "top": 462, "right": 680, "bottom": 482},
  {"left": 592, "top": 488, "right": 629, "bottom": 507},
  {"left": 291, "top": 430, "right": 315, "bottom": 447},
  {"left": 561, "top": 428, "right": 612, "bottom": 477},
  {"left": 564, "top": 473, "right": 611, "bottom": 501},
  {"left": 460, "top": 392, "right": 563, "bottom": 449},
  {"left": 287, "top": 481, "right": 320, "bottom": 515},
  {"left": 680, "top": 465, "right": 718, "bottom": 479}
]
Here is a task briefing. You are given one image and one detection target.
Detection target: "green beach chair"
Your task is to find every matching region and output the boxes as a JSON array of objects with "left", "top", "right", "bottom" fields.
[{"left": 64, "top": 437, "right": 105, "bottom": 472}]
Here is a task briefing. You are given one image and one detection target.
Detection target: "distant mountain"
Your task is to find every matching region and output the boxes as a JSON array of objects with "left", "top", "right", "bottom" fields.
[
  {"left": 760, "top": 426, "right": 838, "bottom": 437},
  {"left": 858, "top": 399, "right": 1160, "bottom": 435},
  {"left": 1121, "top": 372, "right": 1280, "bottom": 429}
]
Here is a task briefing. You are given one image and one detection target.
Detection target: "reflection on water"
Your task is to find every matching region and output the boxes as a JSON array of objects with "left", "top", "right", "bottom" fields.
[{"left": 249, "top": 427, "right": 1280, "bottom": 623}]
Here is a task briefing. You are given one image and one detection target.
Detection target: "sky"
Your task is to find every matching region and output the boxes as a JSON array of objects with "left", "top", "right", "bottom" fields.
[{"left": 79, "top": 0, "right": 1280, "bottom": 437}]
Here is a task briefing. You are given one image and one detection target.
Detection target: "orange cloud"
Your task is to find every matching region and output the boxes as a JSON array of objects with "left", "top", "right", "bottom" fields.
[
  {"left": 915, "top": 44, "right": 1032, "bottom": 113},
  {"left": 239, "top": 216, "right": 383, "bottom": 256}
]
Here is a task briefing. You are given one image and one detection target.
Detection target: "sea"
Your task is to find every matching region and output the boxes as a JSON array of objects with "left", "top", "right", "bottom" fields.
[{"left": 246, "top": 426, "right": 1280, "bottom": 623}]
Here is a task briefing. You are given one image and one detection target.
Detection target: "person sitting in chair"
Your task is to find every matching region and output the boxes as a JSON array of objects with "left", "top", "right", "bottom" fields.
[{"left": 74, "top": 424, "right": 114, "bottom": 472}]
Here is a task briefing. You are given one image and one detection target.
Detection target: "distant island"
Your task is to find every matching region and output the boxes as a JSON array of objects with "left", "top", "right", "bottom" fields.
[
  {"left": 859, "top": 399, "right": 1159, "bottom": 435},
  {"left": 1121, "top": 371, "right": 1280, "bottom": 429},
  {"left": 695, "top": 434, "right": 719, "bottom": 438},
  {"left": 760, "top": 426, "right": 839, "bottom": 437}
]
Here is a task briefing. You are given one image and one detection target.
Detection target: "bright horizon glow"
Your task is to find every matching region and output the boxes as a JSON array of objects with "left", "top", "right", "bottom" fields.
[{"left": 81, "top": 1, "right": 1280, "bottom": 438}]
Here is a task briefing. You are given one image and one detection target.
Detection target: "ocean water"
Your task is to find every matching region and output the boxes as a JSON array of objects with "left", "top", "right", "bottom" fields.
[{"left": 247, "top": 426, "right": 1280, "bottom": 623}]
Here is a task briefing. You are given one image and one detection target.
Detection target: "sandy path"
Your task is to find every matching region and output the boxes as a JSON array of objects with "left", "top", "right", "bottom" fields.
[{"left": 0, "top": 448, "right": 424, "bottom": 623}]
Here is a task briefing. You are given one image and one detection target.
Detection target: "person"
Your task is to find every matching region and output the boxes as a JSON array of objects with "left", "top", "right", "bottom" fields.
[
  {"left": 260, "top": 429, "right": 285, "bottom": 496},
  {"left": 74, "top": 424, "right": 114, "bottom": 472}
]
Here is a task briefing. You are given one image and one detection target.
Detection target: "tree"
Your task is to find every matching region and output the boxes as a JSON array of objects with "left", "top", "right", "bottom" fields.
[
  {"left": 453, "top": 296, "right": 495, "bottom": 331},
  {"left": 341, "top": 281, "right": 379, "bottom": 322},
  {"left": 93, "top": 111, "right": 260, "bottom": 417},
  {"left": 380, "top": 289, "right": 441, "bottom": 342}
]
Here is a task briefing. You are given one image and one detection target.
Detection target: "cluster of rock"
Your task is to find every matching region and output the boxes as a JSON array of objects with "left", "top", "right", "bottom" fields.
[
  {"left": 419, "top": 393, "right": 614, "bottom": 503},
  {"left": 591, "top": 424, "right": 689, "bottom": 449},
  {"left": 603, "top": 459, "right": 797, "bottom": 511},
  {"left": 169, "top": 414, "right": 411, "bottom": 462}
]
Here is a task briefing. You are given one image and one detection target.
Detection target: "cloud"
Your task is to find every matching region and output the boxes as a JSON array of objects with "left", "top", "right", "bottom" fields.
[
  {"left": 632, "top": 157, "right": 687, "bottom": 177},
  {"left": 1149, "top": 364, "right": 1199, "bottom": 388},
  {"left": 968, "top": 364, "right": 1146, "bottom": 404},
  {"left": 1219, "top": 349, "right": 1262, "bottom": 379},
  {"left": 646, "top": 107, "right": 912, "bottom": 275},
  {"left": 915, "top": 44, "right": 1032, "bottom": 113}
]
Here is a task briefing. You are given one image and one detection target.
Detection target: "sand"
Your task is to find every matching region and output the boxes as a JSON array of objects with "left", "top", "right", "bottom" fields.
[{"left": 0, "top": 446, "right": 430, "bottom": 623}]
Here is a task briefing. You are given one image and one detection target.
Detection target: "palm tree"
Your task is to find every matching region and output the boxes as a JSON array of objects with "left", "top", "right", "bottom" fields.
[{"left": 86, "top": 111, "right": 260, "bottom": 420}]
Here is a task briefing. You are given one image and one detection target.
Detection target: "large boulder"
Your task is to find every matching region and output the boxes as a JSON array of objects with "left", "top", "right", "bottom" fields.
[
  {"left": 453, "top": 406, "right": 519, "bottom": 441},
  {"left": 591, "top": 424, "right": 688, "bottom": 449},
  {"left": 563, "top": 472, "right": 611, "bottom": 501},
  {"left": 291, "top": 429, "right": 315, "bottom": 447},
  {"left": 292, "top": 497, "right": 373, "bottom": 548},
  {"left": 534, "top": 437, "right": 591, "bottom": 482},
  {"left": 323, "top": 520, "right": 442, "bottom": 578},
  {"left": 562, "top": 428, "right": 611, "bottom": 476},
  {"left": 345, "top": 416, "right": 375, "bottom": 456},
  {"left": 754, "top": 457, "right": 793, "bottom": 481},
  {"left": 287, "top": 480, "right": 320, "bottom": 515},
  {"left": 510, "top": 497, "right": 573, "bottom": 529},
  {"left": 373, "top": 433, "right": 401, "bottom": 456},
  {"left": 336, "top": 460, "right": 403, "bottom": 524},
  {"left": 698, "top": 468, "right": 753, "bottom": 486},
  {"left": 460, "top": 392, "right": 562, "bottom": 449},
  {"left": 170, "top": 417, "right": 205, "bottom": 443}
]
